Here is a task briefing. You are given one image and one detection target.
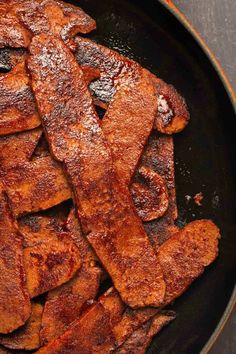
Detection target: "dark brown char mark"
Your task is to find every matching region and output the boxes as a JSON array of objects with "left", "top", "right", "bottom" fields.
[
  {"left": 115, "top": 311, "right": 175, "bottom": 354},
  {"left": 0, "top": 182, "right": 31, "bottom": 334},
  {"left": 140, "top": 132, "right": 179, "bottom": 248},
  {"left": 0, "top": 62, "right": 40, "bottom": 135},
  {"left": 0, "top": 0, "right": 96, "bottom": 48},
  {"left": 28, "top": 34, "right": 165, "bottom": 309},
  {"left": 40, "top": 210, "right": 102, "bottom": 345},
  {"left": 1, "top": 156, "right": 71, "bottom": 217},
  {"left": 74, "top": 36, "right": 189, "bottom": 135}
]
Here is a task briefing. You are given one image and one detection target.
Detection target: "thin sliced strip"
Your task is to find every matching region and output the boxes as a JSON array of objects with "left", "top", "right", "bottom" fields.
[
  {"left": 0, "top": 128, "right": 42, "bottom": 170},
  {"left": 0, "top": 62, "right": 40, "bottom": 135},
  {"left": 75, "top": 36, "right": 189, "bottom": 134},
  {"left": 0, "top": 0, "right": 96, "bottom": 48},
  {"left": 115, "top": 311, "right": 175, "bottom": 354},
  {"left": 141, "top": 133, "right": 178, "bottom": 248},
  {"left": 40, "top": 210, "right": 102, "bottom": 345},
  {"left": 28, "top": 34, "right": 165, "bottom": 308},
  {"left": 158, "top": 219, "right": 220, "bottom": 304},
  {"left": 24, "top": 234, "right": 81, "bottom": 298},
  {"left": 37, "top": 219, "right": 220, "bottom": 353},
  {"left": 1, "top": 156, "right": 71, "bottom": 217},
  {"left": 131, "top": 166, "right": 169, "bottom": 222},
  {"left": 37, "top": 301, "right": 115, "bottom": 354},
  {"left": 0, "top": 302, "right": 43, "bottom": 350},
  {"left": 18, "top": 211, "right": 69, "bottom": 248},
  {"left": 101, "top": 69, "right": 157, "bottom": 185},
  {"left": 0, "top": 182, "right": 31, "bottom": 334}
]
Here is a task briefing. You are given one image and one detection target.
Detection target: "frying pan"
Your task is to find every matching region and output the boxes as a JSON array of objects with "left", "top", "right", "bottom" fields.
[{"left": 72, "top": 0, "right": 236, "bottom": 352}]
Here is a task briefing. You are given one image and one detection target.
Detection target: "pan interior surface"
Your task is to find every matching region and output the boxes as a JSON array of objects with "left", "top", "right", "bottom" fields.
[{"left": 69, "top": 0, "right": 236, "bottom": 352}]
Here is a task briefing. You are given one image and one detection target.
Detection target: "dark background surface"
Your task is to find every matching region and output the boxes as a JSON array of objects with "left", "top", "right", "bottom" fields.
[{"left": 172, "top": 1, "right": 235, "bottom": 353}]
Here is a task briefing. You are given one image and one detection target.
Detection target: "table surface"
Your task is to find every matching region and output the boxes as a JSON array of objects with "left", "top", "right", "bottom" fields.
[{"left": 171, "top": 1, "right": 236, "bottom": 353}]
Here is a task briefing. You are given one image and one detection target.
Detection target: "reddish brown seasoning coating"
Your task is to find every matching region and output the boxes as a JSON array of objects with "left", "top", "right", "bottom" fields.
[
  {"left": 0, "top": 302, "right": 43, "bottom": 350},
  {"left": 1, "top": 156, "right": 71, "bottom": 217},
  {"left": 40, "top": 210, "right": 103, "bottom": 345},
  {"left": 115, "top": 312, "right": 175, "bottom": 354},
  {"left": 131, "top": 166, "right": 169, "bottom": 222},
  {"left": 141, "top": 133, "right": 178, "bottom": 247},
  {"left": 24, "top": 235, "right": 81, "bottom": 298},
  {"left": 37, "top": 302, "right": 116, "bottom": 354},
  {"left": 0, "top": 62, "right": 40, "bottom": 135},
  {"left": 28, "top": 34, "right": 165, "bottom": 308},
  {"left": 0, "top": 0, "right": 96, "bottom": 48},
  {"left": 158, "top": 219, "right": 220, "bottom": 304},
  {"left": 74, "top": 36, "right": 189, "bottom": 135},
  {"left": 0, "top": 128, "right": 42, "bottom": 169},
  {"left": 0, "top": 182, "right": 31, "bottom": 334},
  {"left": 101, "top": 69, "right": 157, "bottom": 185}
]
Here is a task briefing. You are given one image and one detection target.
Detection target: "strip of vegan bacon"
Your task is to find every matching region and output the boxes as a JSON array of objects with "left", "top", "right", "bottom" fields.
[
  {"left": 158, "top": 219, "right": 220, "bottom": 304},
  {"left": 40, "top": 210, "right": 102, "bottom": 345},
  {"left": 115, "top": 311, "right": 175, "bottom": 354},
  {"left": 28, "top": 34, "right": 165, "bottom": 308},
  {"left": 0, "top": 182, "right": 31, "bottom": 334},
  {"left": 0, "top": 128, "right": 42, "bottom": 169},
  {"left": 0, "top": 0, "right": 96, "bottom": 48},
  {"left": 74, "top": 36, "right": 189, "bottom": 135},
  {"left": 37, "top": 219, "right": 219, "bottom": 354},
  {"left": 141, "top": 132, "right": 178, "bottom": 248},
  {"left": 0, "top": 302, "right": 43, "bottom": 350},
  {"left": 1, "top": 156, "right": 71, "bottom": 217},
  {"left": 0, "top": 62, "right": 40, "bottom": 135}
]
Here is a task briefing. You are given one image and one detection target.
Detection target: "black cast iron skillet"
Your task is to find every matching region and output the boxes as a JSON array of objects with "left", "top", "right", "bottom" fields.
[{"left": 70, "top": 0, "right": 236, "bottom": 352}]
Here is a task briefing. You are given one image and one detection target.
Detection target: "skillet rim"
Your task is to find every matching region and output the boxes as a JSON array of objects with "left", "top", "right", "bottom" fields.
[{"left": 156, "top": 1, "right": 236, "bottom": 352}]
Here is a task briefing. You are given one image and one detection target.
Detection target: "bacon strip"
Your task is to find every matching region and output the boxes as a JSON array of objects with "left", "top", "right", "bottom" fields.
[
  {"left": 75, "top": 36, "right": 189, "bottom": 135},
  {"left": 0, "top": 183, "right": 31, "bottom": 334},
  {"left": 0, "top": 302, "right": 43, "bottom": 350},
  {"left": 115, "top": 311, "right": 175, "bottom": 354},
  {"left": 36, "top": 219, "right": 219, "bottom": 353},
  {"left": 0, "top": 128, "right": 42, "bottom": 169},
  {"left": 1, "top": 156, "right": 71, "bottom": 217},
  {"left": 0, "top": 0, "right": 96, "bottom": 48},
  {"left": 40, "top": 210, "right": 102, "bottom": 345},
  {"left": 0, "top": 62, "right": 40, "bottom": 135},
  {"left": 28, "top": 34, "right": 165, "bottom": 309}
]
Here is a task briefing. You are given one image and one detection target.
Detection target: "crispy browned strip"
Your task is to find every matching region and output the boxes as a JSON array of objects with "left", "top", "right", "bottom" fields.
[
  {"left": 0, "top": 302, "right": 43, "bottom": 350},
  {"left": 76, "top": 37, "right": 157, "bottom": 185},
  {"left": 37, "top": 218, "right": 220, "bottom": 354},
  {"left": 141, "top": 132, "right": 178, "bottom": 247},
  {"left": 74, "top": 36, "right": 189, "bottom": 134},
  {"left": 0, "top": 0, "right": 96, "bottom": 48},
  {"left": 0, "top": 48, "right": 27, "bottom": 72},
  {"left": 18, "top": 211, "right": 67, "bottom": 248},
  {"left": 37, "top": 301, "right": 115, "bottom": 354},
  {"left": 24, "top": 234, "right": 81, "bottom": 298},
  {"left": 28, "top": 34, "right": 165, "bottom": 308},
  {"left": 0, "top": 182, "right": 31, "bottom": 334},
  {"left": 1, "top": 156, "right": 71, "bottom": 217},
  {"left": 0, "top": 18, "right": 31, "bottom": 49},
  {"left": 0, "top": 128, "right": 42, "bottom": 170},
  {"left": 131, "top": 166, "right": 169, "bottom": 222},
  {"left": 158, "top": 220, "right": 220, "bottom": 304},
  {"left": 40, "top": 210, "right": 102, "bottom": 345},
  {"left": 102, "top": 71, "right": 157, "bottom": 184},
  {"left": 0, "top": 62, "right": 40, "bottom": 135},
  {"left": 115, "top": 311, "right": 175, "bottom": 354}
]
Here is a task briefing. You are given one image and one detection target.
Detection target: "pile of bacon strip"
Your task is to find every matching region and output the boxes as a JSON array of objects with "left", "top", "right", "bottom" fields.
[{"left": 0, "top": 1, "right": 220, "bottom": 353}]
